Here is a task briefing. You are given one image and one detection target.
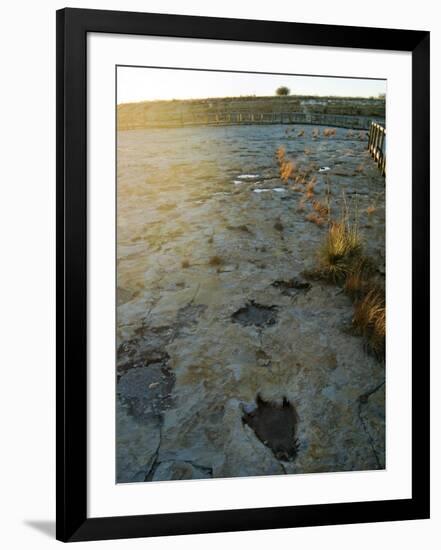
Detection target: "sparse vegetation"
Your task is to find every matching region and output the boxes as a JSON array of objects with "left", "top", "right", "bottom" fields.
[
  {"left": 276, "top": 146, "right": 286, "bottom": 162},
  {"left": 312, "top": 200, "right": 329, "bottom": 218},
  {"left": 305, "top": 212, "right": 325, "bottom": 226},
  {"left": 273, "top": 140, "right": 385, "bottom": 362},
  {"left": 276, "top": 86, "right": 290, "bottom": 96},
  {"left": 280, "top": 161, "right": 296, "bottom": 182},
  {"left": 343, "top": 256, "right": 375, "bottom": 300},
  {"left": 352, "top": 286, "right": 385, "bottom": 358}
]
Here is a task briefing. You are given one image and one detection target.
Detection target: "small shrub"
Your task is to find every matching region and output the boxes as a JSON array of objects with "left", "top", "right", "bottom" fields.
[
  {"left": 181, "top": 259, "right": 190, "bottom": 268},
  {"left": 274, "top": 220, "right": 284, "bottom": 232},
  {"left": 297, "top": 129, "right": 305, "bottom": 137}
]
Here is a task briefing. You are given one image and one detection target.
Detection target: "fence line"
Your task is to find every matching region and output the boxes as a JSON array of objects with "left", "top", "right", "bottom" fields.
[
  {"left": 367, "top": 122, "right": 386, "bottom": 176},
  {"left": 179, "top": 111, "right": 381, "bottom": 130},
  {"left": 120, "top": 112, "right": 384, "bottom": 131}
]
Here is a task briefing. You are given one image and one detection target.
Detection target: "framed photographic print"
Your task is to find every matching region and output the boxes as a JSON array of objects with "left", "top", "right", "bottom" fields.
[{"left": 56, "top": 8, "right": 430, "bottom": 542}]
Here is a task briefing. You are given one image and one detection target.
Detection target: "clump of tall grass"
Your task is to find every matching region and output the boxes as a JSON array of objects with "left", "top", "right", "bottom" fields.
[
  {"left": 280, "top": 160, "right": 296, "bottom": 182},
  {"left": 323, "top": 128, "right": 336, "bottom": 137},
  {"left": 318, "top": 214, "right": 362, "bottom": 283},
  {"left": 352, "top": 286, "right": 385, "bottom": 359},
  {"left": 343, "top": 256, "right": 376, "bottom": 300}
]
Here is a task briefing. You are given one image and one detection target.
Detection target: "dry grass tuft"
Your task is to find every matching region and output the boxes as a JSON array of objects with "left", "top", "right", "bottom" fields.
[
  {"left": 297, "top": 129, "right": 305, "bottom": 137},
  {"left": 304, "top": 147, "right": 311, "bottom": 156},
  {"left": 208, "top": 255, "right": 223, "bottom": 267},
  {"left": 312, "top": 128, "right": 320, "bottom": 139},
  {"left": 305, "top": 212, "right": 325, "bottom": 226},
  {"left": 181, "top": 259, "right": 190, "bottom": 269},
  {"left": 276, "top": 146, "right": 286, "bottom": 162},
  {"left": 366, "top": 205, "right": 376, "bottom": 216},
  {"left": 318, "top": 219, "right": 362, "bottom": 282},
  {"left": 304, "top": 177, "right": 318, "bottom": 200},
  {"left": 355, "top": 163, "right": 365, "bottom": 173},
  {"left": 343, "top": 257, "right": 376, "bottom": 300},
  {"left": 312, "top": 200, "right": 329, "bottom": 218},
  {"left": 297, "top": 199, "right": 307, "bottom": 212},
  {"left": 353, "top": 286, "right": 385, "bottom": 359},
  {"left": 280, "top": 161, "right": 296, "bottom": 182}
]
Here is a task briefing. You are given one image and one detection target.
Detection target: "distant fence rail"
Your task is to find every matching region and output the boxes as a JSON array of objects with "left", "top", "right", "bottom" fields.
[
  {"left": 367, "top": 121, "right": 386, "bottom": 176},
  {"left": 121, "top": 112, "right": 384, "bottom": 131}
]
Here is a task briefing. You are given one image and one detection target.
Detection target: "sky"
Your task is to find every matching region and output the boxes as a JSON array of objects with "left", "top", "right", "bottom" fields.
[{"left": 117, "top": 66, "right": 386, "bottom": 104}]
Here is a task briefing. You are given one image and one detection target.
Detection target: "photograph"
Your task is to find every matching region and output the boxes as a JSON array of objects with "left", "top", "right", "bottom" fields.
[{"left": 115, "top": 67, "right": 386, "bottom": 483}]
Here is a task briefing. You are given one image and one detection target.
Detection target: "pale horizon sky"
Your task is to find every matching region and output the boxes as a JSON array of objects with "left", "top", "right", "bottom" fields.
[{"left": 117, "top": 66, "right": 386, "bottom": 104}]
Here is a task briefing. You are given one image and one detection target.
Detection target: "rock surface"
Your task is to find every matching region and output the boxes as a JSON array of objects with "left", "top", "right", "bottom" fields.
[{"left": 116, "top": 124, "right": 385, "bottom": 482}]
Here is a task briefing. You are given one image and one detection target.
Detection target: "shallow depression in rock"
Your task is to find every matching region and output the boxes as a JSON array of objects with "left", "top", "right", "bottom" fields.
[
  {"left": 243, "top": 395, "right": 299, "bottom": 461},
  {"left": 231, "top": 301, "right": 278, "bottom": 327}
]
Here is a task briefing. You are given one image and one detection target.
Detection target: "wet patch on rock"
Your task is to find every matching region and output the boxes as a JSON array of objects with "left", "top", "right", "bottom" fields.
[
  {"left": 117, "top": 361, "right": 175, "bottom": 422},
  {"left": 243, "top": 395, "right": 299, "bottom": 461},
  {"left": 232, "top": 301, "right": 278, "bottom": 328},
  {"left": 271, "top": 278, "right": 311, "bottom": 296}
]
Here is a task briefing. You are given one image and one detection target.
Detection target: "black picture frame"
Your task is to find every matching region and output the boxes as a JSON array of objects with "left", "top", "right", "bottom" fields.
[{"left": 56, "top": 7, "right": 430, "bottom": 542}]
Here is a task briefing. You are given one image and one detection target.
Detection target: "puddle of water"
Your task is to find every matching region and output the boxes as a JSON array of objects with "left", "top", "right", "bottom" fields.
[
  {"left": 243, "top": 395, "right": 299, "bottom": 461},
  {"left": 237, "top": 174, "right": 260, "bottom": 179}
]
